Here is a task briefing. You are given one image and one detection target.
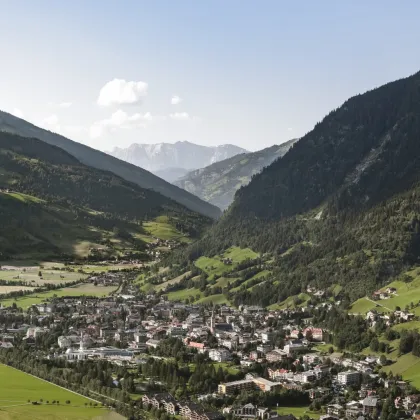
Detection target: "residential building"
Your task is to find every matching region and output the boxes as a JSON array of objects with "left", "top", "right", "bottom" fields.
[
  {"left": 266, "top": 349, "right": 287, "bottom": 362},
  {"left": 327, "top": 404, "right": 344, "bottom": 417},
  {"left": 337, "top": 371, "right": 360, "bottom": 386},
  {"left": 362, "top": 396, "right": 378, "bottom": 416},
  {"left": 209, "top": 348, "right": 231, "bottom": 362},
  {"left": 218, "top": 379, "right": 255, "bottom": 395}
]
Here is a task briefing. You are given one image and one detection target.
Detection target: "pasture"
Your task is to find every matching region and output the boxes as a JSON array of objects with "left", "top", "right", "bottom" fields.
[
  {"left": 0, "top": 283, "right": 117, "bottom": 309},
  {"left": 0, "top": 364, "right": 123, "bottom": 420},
  {"left": 195, "top": 247, "right": 259, "bottom": 280},
  {"left": 0, "top": 266, "right": 86, "bottom": 287}
]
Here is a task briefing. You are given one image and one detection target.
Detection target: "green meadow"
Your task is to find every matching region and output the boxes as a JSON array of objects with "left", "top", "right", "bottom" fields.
[
  {"left": 0, "top": 364, "right": 123, "bottom": 420},
  {"left": 0, "top": 284, "right": 117, "bottom": 309}
]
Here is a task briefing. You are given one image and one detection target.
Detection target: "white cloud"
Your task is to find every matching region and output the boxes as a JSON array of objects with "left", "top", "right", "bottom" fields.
[
  {"left": 170, "top": 112, "right": 190, "bottom": 120},
  {"left": 97, "top": 78, "right": 148, "bottom": 107},
  {"left": 11, "top": 108, "right": 24, "bottom": 118},
  {"left": 58, "top": 102, "right": 72, "bottom": 108},
  {"left": 90, "top": 110, "right": 160, "bottom": 139},
  {"left": 171, "top": 95, "right": 182, "bottom": 105}
]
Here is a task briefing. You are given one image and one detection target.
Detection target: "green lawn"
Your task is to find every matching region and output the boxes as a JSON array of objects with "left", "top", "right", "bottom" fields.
[
  {"left": 195, "top": 247, "right": 259, "bottom": 280},
  {"left": 330, "top": 284, "right": 343, "bottom": 296},
  {"left": 155, "top": 271, "right": 192, "bottom": 292},
  {"left": 350, "top": 267, "right": 420, "bottom": 315},
  {"left": 196, "top": 294, "right": 229, "bottom": 305},
  {"left": 349, "top": 297, "right": 378, "bottom": 314},
  {"left": 3, "top": 191, "right": 44, "bottom": 203},
  {"left": 166, "top": 288, "right": 203, "bottom": 302},
  {"left": 142, "top": 216, "right": 190, "bottom": 242},
  {"left": 0, "top": 267, "right": 86, "bottom": 287},
  {"left": 382, "top": 353, "right": 420, "bottom": 375},
  {"left": 230, "top": 270, "right": 271, "bottom": 292},
  {"left": 211, "top": 362, "right": 241, "bottom": 375},
  {"left": 399, "top": 360, "right": 420, "bottom": 388},
  {"left": 275, "top": 406, "right": 320, "bottom": 419},
  {"left": 0, "top": 284, "right": 117, "bottom": 309},
  {"left": 268, "top": 293, "right": 311, "bottom": 310},
  {"left": 391, "top": 320, "right": 420, "bottom": 332},
  {"left": 361, "top": 338, "right": 400, "bottom": 361},
  {"left": 0, "top": 364, "right": 121, "bottom": 420}
]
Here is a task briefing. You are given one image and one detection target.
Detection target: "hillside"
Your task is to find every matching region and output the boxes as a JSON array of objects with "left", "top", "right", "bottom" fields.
[
  {"left": 162, "top": 70, "right": 420, "bottom": 307},
  {"left": 174, "top": 140, "right": 297, "bottom": 210},
  {"left": 109, "top": 141, "right": 247, "bottom": 173},
  {"left": 0, "top": 132, "right": 212, "bottom": 259},
  {"left": 0, "top": 111, "right": 221, "bottom": 219},
  {"left": 154, "top": 167, "right": 189, "bottom": 183}
]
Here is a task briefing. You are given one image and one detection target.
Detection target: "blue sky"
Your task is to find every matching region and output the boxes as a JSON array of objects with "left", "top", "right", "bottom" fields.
[{"left": 1, "top": 0, "right": 420, "bottom": 151}]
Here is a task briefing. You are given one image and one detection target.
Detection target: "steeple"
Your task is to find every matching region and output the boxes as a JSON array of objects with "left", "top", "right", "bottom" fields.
[
  {"left": 79, "top": 332, "right": 86, "bottom": 351},
  {"left": 210, "top": 309, "right": 215, "bottom": 334}
]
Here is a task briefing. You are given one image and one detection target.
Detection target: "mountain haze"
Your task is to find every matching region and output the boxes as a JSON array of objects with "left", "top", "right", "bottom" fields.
[
  {"left": 0, "top": 111, "right": 221, "bottom": 219},
  {"left": 109, "top": 141, "right": 247, "bottom": 173},
  {"left": 174, "top": 139, "right": 297, "bottom": 210}
]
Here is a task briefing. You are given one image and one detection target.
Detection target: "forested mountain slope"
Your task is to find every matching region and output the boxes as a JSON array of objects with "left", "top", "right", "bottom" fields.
[
  {"left": 0, "top": 111, "right": 221, "bottom": 219},
  {"left": 166, "top": 70, "right": 420, "bottom": 306},
  {"left": 0, "top": 132, "right": 211, "bottom": 259},
  {"left": 174, "top": 139, "right": 297, "bottom": 209}
]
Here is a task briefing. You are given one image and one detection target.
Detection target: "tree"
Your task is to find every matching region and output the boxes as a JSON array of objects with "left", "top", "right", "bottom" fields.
[{"left": 370, "top": 337, "right": 379, "bottom": 352}]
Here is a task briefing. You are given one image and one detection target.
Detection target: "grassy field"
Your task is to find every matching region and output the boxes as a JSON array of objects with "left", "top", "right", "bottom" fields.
[
  {"left": 268, "top": 293, "right": 311, "bottom": 310},
  {"left": 196, "top": 294, "right": 229, "bottom": 305},
  {"left": 350, "top": 267, "right": 420, "bottom": 315},
  {"left": 275, "top": 406, "right": 321, "bottom": 419},
  {"left": 0, "top": 364, "right": 122, "bottom": 420},
  {"left": 195, "top": 247, "right": 259, "bottom": 280},
  {"left": 0, "top": 284, "right": 117, "bottom": 309},
  {"left": 166, "top": 288, "right": 203, "bottom": 302},
  {"left": 0, "top": 286, "right": 34, "bottom": 293},
  {"left": 142, "top": 216, "right": 190, "bottom": 242},
  {"left": 0, "top": 267, "right": 86, "bottom": 287},
  {"left": 210, "top": 362, "right": 241, "bottom": 375},
  {"left": 349, "top": 297, "right": 378, "bottom": 314},
  {"left": 229, "top": 271, "right": 268, "bottom": 292},
  {"left": 154, "top": 271, "right": 192, "bottom": 292},
  {"left": 391, "top": 320, "right": 420, "bottom": 332}
]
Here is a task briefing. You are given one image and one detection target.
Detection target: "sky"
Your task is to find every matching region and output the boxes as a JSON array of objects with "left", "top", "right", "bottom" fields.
[{"left": 1, "top": 1, "right": 420, "bottom": 152}]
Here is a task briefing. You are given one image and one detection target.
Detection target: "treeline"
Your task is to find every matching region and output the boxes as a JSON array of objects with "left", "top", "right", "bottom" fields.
[{"left": 0, "top": 346, "right": 151, "bottom": 419}]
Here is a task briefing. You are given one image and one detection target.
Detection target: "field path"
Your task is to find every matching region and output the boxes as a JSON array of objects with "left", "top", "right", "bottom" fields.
[{"left": 365, "top": 296, "right": 393, "bottom": 311}]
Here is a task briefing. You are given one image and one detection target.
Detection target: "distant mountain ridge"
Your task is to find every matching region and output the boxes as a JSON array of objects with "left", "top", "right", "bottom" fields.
[
  {"left": 174, "top": 139, "right": 297, "bottom": 210},
  {"left": 0, "top": 111, "right": 221, "bottom": 219},
  {"left": 109, "top": 141, "right": 248, "bottom": 173}
]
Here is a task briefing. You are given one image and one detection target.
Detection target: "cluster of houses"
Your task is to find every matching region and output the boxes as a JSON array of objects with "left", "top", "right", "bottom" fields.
[
  {"left": 372, "top": 287, "right": 397, "bottom": 301},
  {"left": 142, "top": 393, "right": 297, "bottom": 420},
  {"left": 142, "top": 393, "right": 224, "bottom": 420},
  {"left": 2, "top": 283, "right": 420, "bottom": 420}
]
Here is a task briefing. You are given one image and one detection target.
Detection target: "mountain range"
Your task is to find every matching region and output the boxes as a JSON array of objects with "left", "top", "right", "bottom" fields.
[
  {"left": 163, "top": 69, "right": 420, "bottom": 307},
  {"left": 174, "top": 139, "right": 298, "bottom": 210},
  {"left": 0, "top": 131, "right": 211, "bottom": 259},
  {"left": 0, "top": 111, "right": 221, "bottom": 219},
  {"left": 109, "top": 141, "right": 247, "bottom": 177}
]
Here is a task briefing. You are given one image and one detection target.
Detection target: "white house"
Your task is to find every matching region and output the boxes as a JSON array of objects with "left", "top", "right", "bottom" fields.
[{"left": 209, "top": 348, "right": 231, "bottom": 362}]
